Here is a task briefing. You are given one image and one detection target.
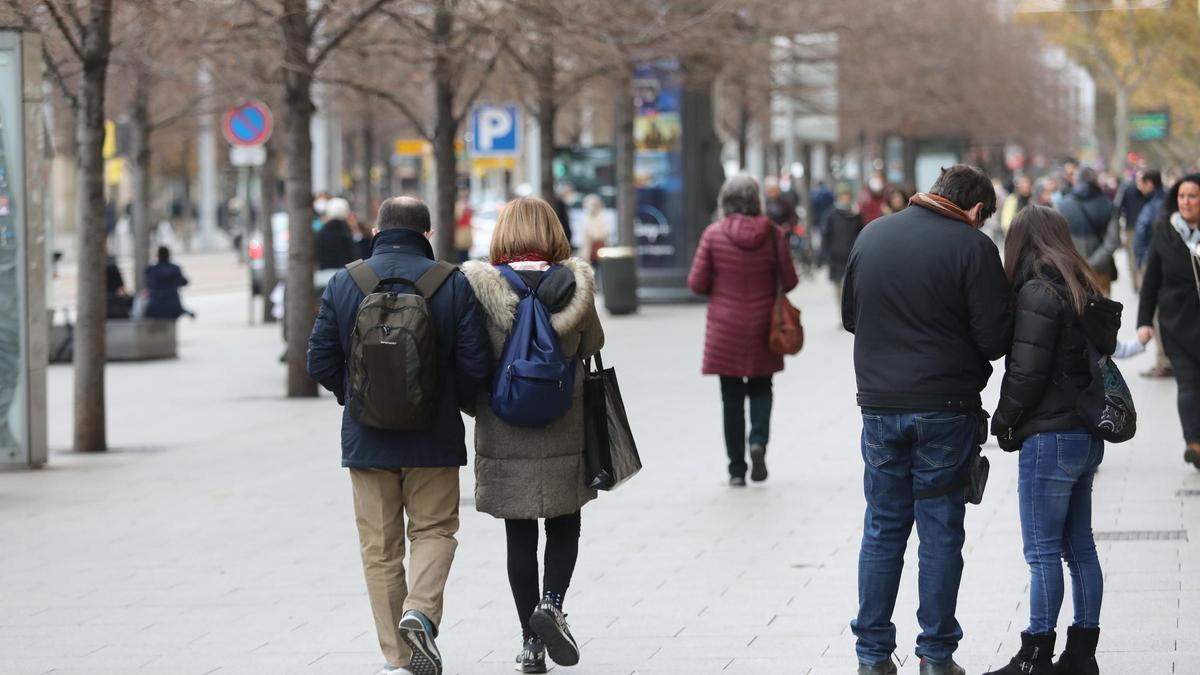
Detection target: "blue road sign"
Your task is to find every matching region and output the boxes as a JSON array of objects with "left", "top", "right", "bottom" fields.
[
  {"left": 222, "top": 102, "right": 273, "bottom": 147},
  {"left": 470, "top": 104, "right": 519, "bottom": 156}
]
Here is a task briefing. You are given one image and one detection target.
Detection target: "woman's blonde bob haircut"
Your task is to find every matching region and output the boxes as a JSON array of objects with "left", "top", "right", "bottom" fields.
[{"left": 489, "top": 197, "right": 572, "bottom": 262}]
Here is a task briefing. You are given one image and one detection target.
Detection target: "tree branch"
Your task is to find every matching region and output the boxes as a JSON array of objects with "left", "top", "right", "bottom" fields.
[
  {"left": 41, "top": 0, "right": 86, "bottom": 62},
  {"left": 312, "top": 0, "right": 393, "bottom": 69},
  {"left": 452, "top": 39, "right": 506, "bottom": 124},
  {"left": 321, "top": 75, "right": 432, "bottom": 140}
]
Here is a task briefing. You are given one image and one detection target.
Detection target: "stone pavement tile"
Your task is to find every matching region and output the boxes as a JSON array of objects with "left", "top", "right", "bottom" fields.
[{"left": 631, "top": 656, "right": 736, "bottom": 673}]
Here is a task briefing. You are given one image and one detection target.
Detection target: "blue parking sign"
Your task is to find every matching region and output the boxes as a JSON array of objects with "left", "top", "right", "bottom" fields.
[{"left": 471, "top": 104, "right": 520, "bottom": 156}]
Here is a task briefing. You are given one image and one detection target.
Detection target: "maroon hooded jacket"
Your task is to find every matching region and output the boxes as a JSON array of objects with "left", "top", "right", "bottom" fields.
[{"left": 688, "top": 214, "right": 799, "bottom": 377}]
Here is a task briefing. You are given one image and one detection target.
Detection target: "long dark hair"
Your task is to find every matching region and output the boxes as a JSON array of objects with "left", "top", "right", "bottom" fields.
[
  {"left": 1004, "top": 205, "right": 1100, "bottom": 314},
  {"left": 1163, "top": 172, "right": 1200, "bottom": 219}
]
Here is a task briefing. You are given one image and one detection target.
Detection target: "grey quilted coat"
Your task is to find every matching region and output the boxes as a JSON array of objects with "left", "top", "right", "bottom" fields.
[{"left": 461, "top": 258, "right": 605, "bottom": 519}]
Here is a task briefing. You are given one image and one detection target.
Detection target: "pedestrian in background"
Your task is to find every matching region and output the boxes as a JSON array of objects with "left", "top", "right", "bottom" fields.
[
  {"left": 1138, "top": 173, "right": 1200, "bottom": 471},
  {"left": 688, "top": 174, "right": 798, "bottom": 487},
  {"left": 143, "top": 246, "right": 193, "bottom": 320},
  {"left": 987, "top": 206, "right": 1115, "bottom": 675},
  {"left": 307, "top": 197, "right": 494, "bottom": 675},
  {"left": 316, "top": 197, "right": 358, "bottom": 271},
  {"left": 857, "top": 170, "right": 887, "bottom": 225},
  {"left": 842, "top": 165, "right": 1012, "bottom": 675},
  {"left": 1000, "top": 175, "right": 1033, "bottom": 236},
  {"left": 1133, "top": 170, "right": 1172, "bottom": 379},
  {"left": 462, "top": 197, "right": 604, "bottom": 674},
  {"left": 578, "top": 194, "right": 610, "bottom": 265},
  {"left": 881, "top": 184, "right": 910, "bottom": 217},
  {"left": 1116, "top": 168, "right": 1153, "bottom": 285},
  {"left": 810, "top": 180, "right": 835, "bottom": 238},
  {"left": 824, "top": 183, "right": 864, "bottom": 303},
  {"left": 1056, "top": 167, "right": 1118, "bottom": 296},
  {"left": 1035, "top": 176, "right": 1059, "bottom": 207},
  {"left": 454, "top": 193, "right": 475, "bottom": 264}
]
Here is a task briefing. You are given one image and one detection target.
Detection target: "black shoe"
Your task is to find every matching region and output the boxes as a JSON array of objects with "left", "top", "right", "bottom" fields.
[
  {"left": 920, "top": 657, "right": 967, "bottom": 675},
  {"left": 749, "top": 443, "right": 768, "bottom": 482},
  {"left": 515, "top": 637, "right": 547, "bottom": 673},
  {"left": 729, "top": 475, "right": 747, "bottom": 487},
  {"left": 1053, "top": 626, "right": 1099, "bottom": 675},
  {"left": 529, "top": 601, "right": 580, "bottom": 666},
  {"left": 1185, "top": 444, "right": 1200, "bottom": 468},
  {"left": 983, "top": 631, "right": 1055, "bottom": 675},
  {"left": 857, "top": 660, "right": 898, "bottom": 675},
  {"left": 398, "top": 610, "right": 443, "bottom": 675}
]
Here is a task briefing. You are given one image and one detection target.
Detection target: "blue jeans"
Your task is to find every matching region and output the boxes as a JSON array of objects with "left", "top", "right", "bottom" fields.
[
  {"left": 1018, "top": 430, "right": 1104, "bottom": 635},
  {"left": 852, "top": 410, "right": 976, "bottom": 665}
]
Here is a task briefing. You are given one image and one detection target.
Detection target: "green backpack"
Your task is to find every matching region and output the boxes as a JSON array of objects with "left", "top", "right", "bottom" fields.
[{"left": 344, "top": 259, "right": 456, "bottom": 431}]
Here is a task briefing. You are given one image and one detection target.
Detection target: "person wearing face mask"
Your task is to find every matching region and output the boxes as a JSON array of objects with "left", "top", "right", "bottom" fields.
[
  {"left": 1138, "top": 173, "right": 1200, "bottom": 471},
  {"left": 858, "top": 171, "right": 887, "bottom": 225}
]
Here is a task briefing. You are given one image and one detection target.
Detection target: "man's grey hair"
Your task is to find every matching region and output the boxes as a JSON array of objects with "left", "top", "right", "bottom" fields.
[{"left": 719, "top": 173, "right": 763, "bottom": 217}]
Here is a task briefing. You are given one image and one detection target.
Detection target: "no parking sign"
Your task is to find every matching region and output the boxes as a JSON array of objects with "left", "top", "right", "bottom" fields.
[{"left": 222, "top": 102, "right": 273, "bottom": 148}]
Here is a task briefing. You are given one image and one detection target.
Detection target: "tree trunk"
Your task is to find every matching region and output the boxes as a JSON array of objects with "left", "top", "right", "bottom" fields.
[
  {"left": 281, "top": 0, "right": 318, "bottom": 397},
  {"left": 614, "top": 70, "right": 636, "bottom": 248},
  {"left": 73, "top": 0, "right": 115, "bottom": 453},
  {"left": 537, "top": 47, "right": 557, "bottom": 199},
  {"left": 1112, "top": 84, "right": 1129, "bottom": 175},
  {"left": 129, "top": 71, "right": 152, "bottom": 292},
  {"left": 259, "top": 138, "right": 278, "bottom": 323},
  {"left": 736, "top": 102, "right": 749, "bottom": 173},
  {"left": 361, "top": 107, "right": 375, "bottom": 218},
  {"left": 431, "top": 0, "right": 457, "bottom": 262}
]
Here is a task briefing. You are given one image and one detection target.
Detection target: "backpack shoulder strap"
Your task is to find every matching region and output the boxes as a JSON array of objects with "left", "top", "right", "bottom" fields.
[
  {"left": 495, "top": 263, "right": 532, "bottom": 295},
  {"left": 414, "top": 260, "right": 457, "bottom": 298},
  {"left": 346, "top": 259, "right": 379, "bottom": 296}
]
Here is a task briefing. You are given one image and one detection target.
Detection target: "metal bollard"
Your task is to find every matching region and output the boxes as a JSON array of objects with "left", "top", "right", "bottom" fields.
[{"left": 597, "top": 246, "right": 638, "bottom": 315}]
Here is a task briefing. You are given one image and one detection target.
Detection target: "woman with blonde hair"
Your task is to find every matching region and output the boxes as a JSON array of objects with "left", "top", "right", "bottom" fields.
[{"left": 462, "top": 197, "right": 604, "bottom": 673}]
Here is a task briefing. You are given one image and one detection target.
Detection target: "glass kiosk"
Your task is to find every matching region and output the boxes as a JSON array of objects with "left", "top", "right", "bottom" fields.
[{"left": 0, "top": 28, "right": 46, "bottom": 469}]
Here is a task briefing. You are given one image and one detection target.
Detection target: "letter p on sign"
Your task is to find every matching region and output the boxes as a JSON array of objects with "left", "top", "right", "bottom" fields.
[{"left": 471, "top": 104, "right": 519, "bottom": 156}]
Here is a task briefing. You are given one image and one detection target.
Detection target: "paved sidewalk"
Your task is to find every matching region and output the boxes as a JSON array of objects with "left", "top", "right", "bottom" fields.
[{"left": 1, "top": 266, "right": 1197, "bottom": 675}]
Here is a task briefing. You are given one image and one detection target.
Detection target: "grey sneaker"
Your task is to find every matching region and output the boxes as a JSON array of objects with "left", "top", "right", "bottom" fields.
[
  {"left": 857, "top": 660, "right": 898, "bottom": 675},
  {"left": 529, "top": 601, "right": 580, "bottom": 666},
  {"left": 398, "top": 610, "right": 442, "bottom": 675},
  {"left": 919, "top": 657, "right": 966, "bottom": 675},
  {"left": 515, "top": 637, "right": 547, "bottom": 673}
]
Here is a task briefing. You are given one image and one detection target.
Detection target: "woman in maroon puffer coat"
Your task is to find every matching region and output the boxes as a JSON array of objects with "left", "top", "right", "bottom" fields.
[{"left": 688, "top": 174, "right": 799, "bottom": 486}]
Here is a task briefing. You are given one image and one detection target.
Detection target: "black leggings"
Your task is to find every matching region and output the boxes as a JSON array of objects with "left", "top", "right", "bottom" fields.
[
  {"left": 505, "top": 511, "right": 582, "bottom": 635},
  {"left": 1169, "top": 351, "right": 1200, "bottom": 444}
]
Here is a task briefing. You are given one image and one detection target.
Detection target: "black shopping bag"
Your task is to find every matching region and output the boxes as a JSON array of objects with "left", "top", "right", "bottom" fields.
[{"left": 582, "top": 352, "right": 642, "bottom": 490}]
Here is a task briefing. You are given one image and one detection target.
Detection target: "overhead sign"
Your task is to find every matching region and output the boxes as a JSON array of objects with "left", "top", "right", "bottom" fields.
[
  {"left": 230, "top": 144, "right": 266, "bottom": 167},
  {"left": 222, "top": 102, "right": 273, "bottom": 147},
  {"left": 1130, "top": 110, "right": 1169, "bottom": 142},
  {"left": 470, "top": 104, "right": 519, "bottom": 156},
  {"left": 394, "top": 138, "right": 430, "bottom": 156}
]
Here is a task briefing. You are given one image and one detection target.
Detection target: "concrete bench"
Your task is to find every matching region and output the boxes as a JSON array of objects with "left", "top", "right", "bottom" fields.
[{"left": 49, "top": 319, "right": 178, "bottom": 363}]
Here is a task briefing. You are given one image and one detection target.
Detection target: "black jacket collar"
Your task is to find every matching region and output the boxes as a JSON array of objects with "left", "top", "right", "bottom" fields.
[{"left": 370, "top": 228, "right": 435, "bottom": 259}]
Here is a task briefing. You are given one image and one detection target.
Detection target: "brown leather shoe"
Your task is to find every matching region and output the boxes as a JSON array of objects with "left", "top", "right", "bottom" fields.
[{"left": 1141, "top": 364, "right": 1174, "bottom": 378}]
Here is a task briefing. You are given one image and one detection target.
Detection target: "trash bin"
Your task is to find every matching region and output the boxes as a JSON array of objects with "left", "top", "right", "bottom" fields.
[{"left": 597, "top": 246, "right": 638, "bottom": 315}]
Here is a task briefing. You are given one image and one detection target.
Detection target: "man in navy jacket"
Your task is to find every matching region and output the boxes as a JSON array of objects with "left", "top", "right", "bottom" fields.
[{"left": 308, "top": 197, "right": 492, "bottom": 675}]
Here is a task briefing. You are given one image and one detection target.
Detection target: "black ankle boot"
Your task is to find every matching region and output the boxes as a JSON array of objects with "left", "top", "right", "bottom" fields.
[
  {"left": 984, "top": 631, "right": 1056, "bottom": 675},
  {"left": 1054, "top": 626, "right": 1099, "bottom": 675}
]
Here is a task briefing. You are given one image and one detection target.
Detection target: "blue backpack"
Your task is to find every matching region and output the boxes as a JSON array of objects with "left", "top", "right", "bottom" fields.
[{"left": 490, "top": 265, "right": 576, "bottom": 427}]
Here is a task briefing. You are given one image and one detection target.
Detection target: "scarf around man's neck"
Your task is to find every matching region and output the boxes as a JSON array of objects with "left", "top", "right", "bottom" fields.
[{"left": 909, "top": 192, "right": 977, "bottom": 228}]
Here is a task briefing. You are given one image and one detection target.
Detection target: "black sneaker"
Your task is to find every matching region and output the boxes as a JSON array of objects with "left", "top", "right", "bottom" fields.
[
  {"left": 398, "top": 610, "right": 442, "bottom": 675},
  {"left": 729, "top": 476, "right": 747, "bottom": 487},
  {"left": 529, "top": 601, "right": 580, "bottom": 666},
  {"left": 749, "top": 444, "right": 768, "bottom": 482},
  {"left": 515, "top": 637, "right": 547, "bottom": 673}
]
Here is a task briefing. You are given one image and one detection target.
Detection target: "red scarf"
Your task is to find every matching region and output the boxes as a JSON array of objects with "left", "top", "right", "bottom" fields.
[
  {"left": 908, "top": 192, "right": 978, "bottom": 228},
  {"left": 494, "top": 251, "right": 550, "bottom": 265}
]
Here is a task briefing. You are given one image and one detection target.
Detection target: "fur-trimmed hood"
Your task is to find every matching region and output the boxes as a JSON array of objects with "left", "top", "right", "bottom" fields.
[{"left": 462, "top": 258, "right": 597, "bottom": 336}]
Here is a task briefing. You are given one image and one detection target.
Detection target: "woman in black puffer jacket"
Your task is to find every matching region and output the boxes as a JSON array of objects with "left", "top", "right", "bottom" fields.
[{"left": 986, "top": 206, "right": 1119, "bottom": 675}]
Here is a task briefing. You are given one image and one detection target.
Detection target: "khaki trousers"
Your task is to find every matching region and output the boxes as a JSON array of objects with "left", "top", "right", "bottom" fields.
[{"left": 350, "top": 467, "right": 460, "bottom": 668}]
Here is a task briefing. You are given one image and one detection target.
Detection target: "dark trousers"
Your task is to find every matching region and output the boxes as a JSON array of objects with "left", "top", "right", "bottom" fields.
[
  {"left": 719, "top": 376, "right": 773, "bottom": 478},
  {"left": 1169, "top": 351, "right": 1200, "bottom": 444},
  {"left": 505, "top": 511, "right": 582, "bottom": 635}
]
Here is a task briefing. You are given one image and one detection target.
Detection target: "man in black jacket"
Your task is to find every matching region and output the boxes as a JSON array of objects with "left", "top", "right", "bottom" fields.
[
  {"left": 308, "top": 197, "right": 493, "bottom": 675},
  {"left": 842, "top": 165, "right": 1013, "bottom": 675}
]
